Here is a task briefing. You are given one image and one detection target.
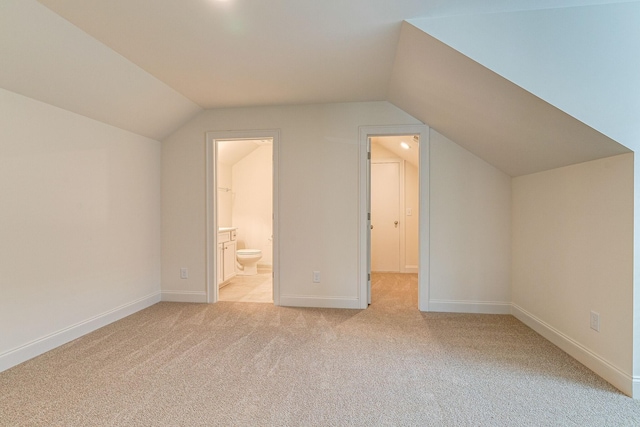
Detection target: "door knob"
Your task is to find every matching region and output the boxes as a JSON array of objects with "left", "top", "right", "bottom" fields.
[
  {"left": 394, "top": 221, "right": 398, "bottom": 227},
  {"left": 370, "top": 225, "right": 374, "bottom": 229}
]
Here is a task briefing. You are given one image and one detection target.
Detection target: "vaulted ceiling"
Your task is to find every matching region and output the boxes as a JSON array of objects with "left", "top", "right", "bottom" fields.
[
  {"left": 35, "top": 0, "right": 631, "bottom": 110},
  {"left": 1, "top": 0, "right": 632, "bottom": 175}
]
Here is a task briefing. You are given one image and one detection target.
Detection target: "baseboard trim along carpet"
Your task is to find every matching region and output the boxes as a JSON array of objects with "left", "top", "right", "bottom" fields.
[
  {"left": 161, "top": 290, "right": 207, "bottom": 303},
  {"left": 0, "top": 291, "right": 161, "bottom": 373},
  {"left": 512, "top": 303, "right": 633, "bottom": 397},
  {"left": 403, "top": 265, "right": 419, "bottom": 274},
  {"left": 428, "top": 299, "right": 512, "bottom": 314},
  {"left": 278, "top": 295, "right": 361, "bottom": 309}
]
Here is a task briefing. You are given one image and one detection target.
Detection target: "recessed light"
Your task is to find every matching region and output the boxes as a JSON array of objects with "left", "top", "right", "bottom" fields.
[{"left": 400, "top": 142, "right": 410, "bottom": 150}]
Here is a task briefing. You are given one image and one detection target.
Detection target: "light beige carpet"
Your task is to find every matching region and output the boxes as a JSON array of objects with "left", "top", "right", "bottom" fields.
[{"left": 2, "top": 273, "right": 640, "bottom": 426}]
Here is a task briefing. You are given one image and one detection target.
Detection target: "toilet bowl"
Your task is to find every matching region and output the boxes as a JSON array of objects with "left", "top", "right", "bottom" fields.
[{"left": 236, "top": 249, "right": 262, "bottom": 276}]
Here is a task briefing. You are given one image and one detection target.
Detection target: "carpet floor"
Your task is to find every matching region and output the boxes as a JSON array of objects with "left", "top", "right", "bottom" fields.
[{"left": 2, "top": 273, "right": 640, "bottom": 426}]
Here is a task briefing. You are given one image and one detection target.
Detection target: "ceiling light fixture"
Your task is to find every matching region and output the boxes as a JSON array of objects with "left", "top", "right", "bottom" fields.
[{"left": 400, "top": 142, "right": 410, "bottom": 150}]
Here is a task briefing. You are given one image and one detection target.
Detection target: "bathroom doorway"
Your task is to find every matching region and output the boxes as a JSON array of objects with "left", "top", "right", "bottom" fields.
[
  {"left": 205, "top": 130, "right": 279, "bottom": 305},
  {"left": 358, "top": 125, "right": 429, "bottom": 310}
]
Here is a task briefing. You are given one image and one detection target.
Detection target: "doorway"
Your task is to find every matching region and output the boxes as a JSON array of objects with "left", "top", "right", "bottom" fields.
[
  {"left": 205, "top": 130, "right": 280, "bottom": 305},
  {"left": 358, "top": 125, "right": 429, "bottom": 310},
  {"left": 216, "top": 138, "right": 273, "bottom": 302}
]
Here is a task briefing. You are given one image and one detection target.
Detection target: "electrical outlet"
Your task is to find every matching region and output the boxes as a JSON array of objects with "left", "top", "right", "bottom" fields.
[
  {"left": 590, "top": 311, "right": 600, "bottom": 332},
  {"left": 313, "top": 271, "right": 320, "bottom": 283},
  {"left": 180, "top": 268, "right": 188, "bottom": 279}
]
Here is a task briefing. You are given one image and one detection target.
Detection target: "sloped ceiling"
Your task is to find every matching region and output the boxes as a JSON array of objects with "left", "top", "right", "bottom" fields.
[
  {"left": 35, "top": 0, "right": 628, "bottom": 110},
  {"left": 0, "top": 1, "right": 201, "bottom": 141},
  {"left": 388, "top": 22, "right": 629, "bottom": 177},
  {"left": 1, "top": 0, "right": 631, "bottom": 174},
  {"left": 409, "top": 2, "right": 640, "bottom": 152},
  {"left": 372, "top": 136, "right": 420, "bottom": 167}
]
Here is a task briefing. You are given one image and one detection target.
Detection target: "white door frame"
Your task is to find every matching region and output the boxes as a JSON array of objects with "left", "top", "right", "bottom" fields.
[
  {"left": 205, "top": 130, "right": 280, "bottom": 304},
  {"left": 358, "top": 124, "right": 429, "bottom": 311}
]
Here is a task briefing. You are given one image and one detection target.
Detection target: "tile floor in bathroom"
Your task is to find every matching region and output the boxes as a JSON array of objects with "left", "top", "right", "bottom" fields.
[{"left": 218, "top": 269, "right": 273, "bottom": 303}]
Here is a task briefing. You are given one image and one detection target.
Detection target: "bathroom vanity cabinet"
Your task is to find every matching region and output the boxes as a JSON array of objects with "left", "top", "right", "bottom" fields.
[{"left": 217, "top": 228, "right": 237, "bottom": 286}]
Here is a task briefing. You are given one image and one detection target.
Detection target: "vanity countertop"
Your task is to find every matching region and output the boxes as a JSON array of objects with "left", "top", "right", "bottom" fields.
[{"left": 218, "top": 227, "right": 237, "bottom": 232}]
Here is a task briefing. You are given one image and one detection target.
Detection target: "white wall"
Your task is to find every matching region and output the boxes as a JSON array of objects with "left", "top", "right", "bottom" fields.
[
  {"left": 217, "top": 162, "right": 232, "bottom": 227},
  {"left": 0, "top": 88, "right": 161, "bottom": 371},
  {"left": 162, "top": 101, "right": 421, "bottom": 307},
  {"left": 232, "top": 145, "right": 273, "bottom": 267},
  {"left": 429, "top": 129, "right": 512, "bottom": 313},
  {"left": 163, "top": 102, "right": 512, "bottom": 312},
  {"left": 512, "top": 153, "right": 634, "bottom": 395}
]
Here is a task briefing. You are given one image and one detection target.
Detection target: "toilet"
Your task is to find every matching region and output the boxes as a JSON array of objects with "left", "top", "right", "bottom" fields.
[{"left": 236, "top": 249, "right": 262, "bottom": 276}]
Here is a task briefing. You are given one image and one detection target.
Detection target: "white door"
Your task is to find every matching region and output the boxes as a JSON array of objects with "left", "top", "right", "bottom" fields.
[{"left": 371, "top": 161, "right": 400, "bottom": 272}]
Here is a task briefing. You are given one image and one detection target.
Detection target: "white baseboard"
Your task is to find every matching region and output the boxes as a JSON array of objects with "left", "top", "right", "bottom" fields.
[
  {"left": 511, "top": 303, "right": 633, "bottom": 397},
  {"left": 428, "top": 299, "right": 511, "bottom": 314},
  {"left": 403, "top": 265, "right": 418, "bottom": 274},
  {"left": 633, "top": 377, "right": 640, "bottom": 398},
  {"left": 161, "top": 290, "right": 207, "bottom": 303},
  {"left": 278, "top": 295, "right": 361, "bottom": 309},
  {"left": 0, "top": 291, "right": 161, "bottom": 373}
]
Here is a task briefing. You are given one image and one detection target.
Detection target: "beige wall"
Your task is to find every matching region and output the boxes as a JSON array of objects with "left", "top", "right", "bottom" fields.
[
  {"left": 512, "top": 153, "right": 634, "bottom": 393},
  {"left": 162, "top": 101, "right": 421, "bottom": 306},
  {"left": 429, "top": 130, "right": 512, "bottom": 313},
  {"left": 0, "top": 88, "right": 161, "bottom": 370},
  {"left": 232, "top": 145, "right": 273, "bottom": 266}
]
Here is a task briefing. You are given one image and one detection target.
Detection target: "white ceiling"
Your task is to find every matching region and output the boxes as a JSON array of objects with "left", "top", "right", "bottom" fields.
[
  {"left": 1, "top": 0, "right": 630, "bottom": 174},
  {"left": 36, "top": 0, "right": 628, "bottom": 109},
  {"left": 372, "top": 136, "right": 420, "bottom": 168},
  {"left": 0, "top": 1, "right": 201, "bottom": 141},
  {"left": 218, "top": 139, "right": 271, "bottom": 166},
  {"left": 389, "top": 22, "right": 629, "bottom": 177}
]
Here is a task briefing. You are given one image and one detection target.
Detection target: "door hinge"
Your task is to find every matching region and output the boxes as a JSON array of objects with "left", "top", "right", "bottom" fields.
[
  {"left": 367, "top": 213, "right": 371, "bottom": 221},
  {"left": 367, "top": 151, "right": 371, "bottom": 160},
  {"left": 368, "top": 273, "right": 371, "bottom": 282}
]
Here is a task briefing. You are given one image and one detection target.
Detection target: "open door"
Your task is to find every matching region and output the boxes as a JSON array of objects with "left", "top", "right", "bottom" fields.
[
  {"left": 371, "top": 160, "right": 401, "bottom": 272},
  {"left": 366, "top": 138, "right": 372, "bottom": 305},
  {"left": 359, "top": 124, "right": 429, "bottom": 311}
]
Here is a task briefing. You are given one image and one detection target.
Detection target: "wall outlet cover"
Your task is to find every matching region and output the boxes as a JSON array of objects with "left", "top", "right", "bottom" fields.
[{"left": 590, "top": 311, "right": 600, "bottom": 332}]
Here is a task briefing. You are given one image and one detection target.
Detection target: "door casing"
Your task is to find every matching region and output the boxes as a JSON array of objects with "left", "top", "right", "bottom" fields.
[
  {"left": 358, "top": 125, "right": 429, "bottom": 310},
  {"left": 205, "top": 130, "right": 280, "bottom": 304}
]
